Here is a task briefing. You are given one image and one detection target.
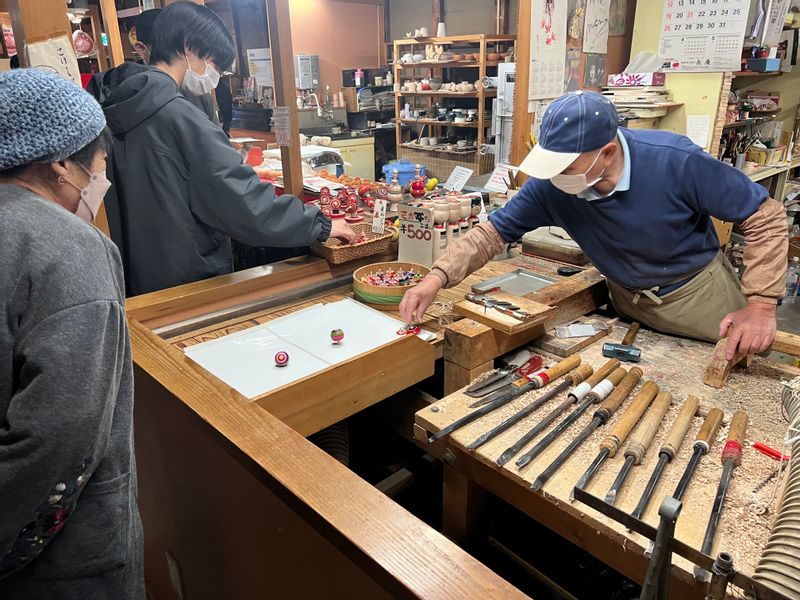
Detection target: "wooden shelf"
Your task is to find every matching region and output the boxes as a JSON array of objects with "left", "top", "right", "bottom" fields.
[
  {"left": 746, "top": 162, "right": 791, "bottom": 182},
  {"left": 732, "top": 71, "right": 781, "bottom": 77},
  {"left": 723, "top": 115, "right": 776, "bottom": 129},
  {"left": 394, "top": 34, "right": 517, "bottom": 46},
  {"left": 395, "top": 89, "right": 497, "bottom": 98},
  {"left": 400, "top": 142, "right": 477, "bottom": 155},
  {"left": 397, "top": 60, "right": 504, "bottom": 68},
  {"left": 399, "top": 118, "right": 486, "bottom": 128}
]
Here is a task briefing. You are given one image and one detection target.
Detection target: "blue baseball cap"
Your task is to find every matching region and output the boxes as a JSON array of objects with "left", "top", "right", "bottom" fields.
[{"left": 520, "top": 91, "right": 618, "bottom": 179}]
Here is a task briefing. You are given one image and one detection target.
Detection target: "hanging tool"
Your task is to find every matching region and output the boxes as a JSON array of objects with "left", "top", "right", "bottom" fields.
[
  {"left": 531, "top": 367, "right": 644, "bottom": 492},
  {"left": 602, "top": 321, "right": 642, "bottom": 363},
  {"left": 496, "top": 360, "right": 621, "bottom": 467},
  {"left": 464, "top": 352, "right": 543, "bottom": 398},
  {"left": 631, "top": 396, "right": 700, "bottom": 520},
  {"left": 465, "top": 364, "right": 594, "bottom": 450},
  {"left": 605, "top": 390, "right": 674, "bottom": 505},
  {"left": 517, "top": 366, "right": 638, "bottom": 470},
  {"left": 694, "top": 411, "right": 748, "bottom": 582},
  {"left": 428, "top": 355, "right": 581, "bottom": 443},
  {"left": 672, "top": 408, "right": 724, "bottom": 502},
  {"left": 640, "top": 496, "right": 682, "bottom": 600},
  {"left": 571, "top": 381, "right": 660, "bottom": 501}
]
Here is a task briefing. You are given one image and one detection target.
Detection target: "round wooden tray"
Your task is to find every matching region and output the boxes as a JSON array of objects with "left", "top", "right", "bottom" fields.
[{"left": 353, "top": 261, "right": 430, "bottom": 311}]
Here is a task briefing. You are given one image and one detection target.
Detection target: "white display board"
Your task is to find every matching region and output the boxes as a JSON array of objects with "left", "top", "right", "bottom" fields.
[
  {"left": 184, "top": 299, "right": 404, "bottom": 399},
  {"left": 246, "top": 48, "right": 273, "bottom": 88},
  {"left": 658, "top": 0, "right": 750, "bottom": 72},
  {"left": 26, "top": 34, "right": 81, "bottom": 85},
  {"left": 529, "top": 0, "right": 569, "bottom": 100},
  {"left": 397, "top": 204, "right": 434, "bottom": 266}
]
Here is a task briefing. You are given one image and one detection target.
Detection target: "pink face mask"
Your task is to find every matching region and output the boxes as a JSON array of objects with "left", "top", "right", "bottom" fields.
[{"left": 62, "top": 162, "right": 111, "bottom": 222}]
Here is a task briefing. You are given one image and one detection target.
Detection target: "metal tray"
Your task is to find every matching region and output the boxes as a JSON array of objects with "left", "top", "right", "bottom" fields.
[{"left": 471, "top": 269, "right": 555, "bottom": 296}]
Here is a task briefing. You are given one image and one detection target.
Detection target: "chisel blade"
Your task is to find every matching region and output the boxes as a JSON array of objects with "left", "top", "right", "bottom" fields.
[{"left": 605, "top": 455, "right": 635, "bottom": 506}]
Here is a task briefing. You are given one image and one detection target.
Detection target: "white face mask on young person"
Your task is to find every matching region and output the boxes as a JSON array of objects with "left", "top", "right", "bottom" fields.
[
  {"left": 550, "top": 149, "right": 606, "bottom": 195},
  {"left": 181, "top": 55, "right": 220, "bottom": 96},
  {"left": 62, "top": 162, "right": 111, "bottom": 222}
]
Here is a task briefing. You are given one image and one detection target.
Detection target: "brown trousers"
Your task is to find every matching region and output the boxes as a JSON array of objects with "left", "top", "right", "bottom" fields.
[{"left": 606, "top": 253, "right": 747, "bottom": 343}]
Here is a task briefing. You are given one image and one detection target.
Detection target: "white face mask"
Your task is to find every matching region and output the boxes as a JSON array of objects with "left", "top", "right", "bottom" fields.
[
  {"left": 181, "top": 55, "right": 220, "bottom": 96},
  {"left": 62, "top": 162, "right": 111, "bottom": 223},
  {"left": 550, "top": 149, "right": 606, "bottom": 195}
]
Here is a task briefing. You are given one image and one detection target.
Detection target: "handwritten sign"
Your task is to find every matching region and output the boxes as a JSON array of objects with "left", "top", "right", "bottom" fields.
[
  {"left": 272, "top": 106, "right": 291, "bottom": 146},
  {"left": 443, "top": 166, "right": 474, "bottom": 192},
  {"left": 485, "top": 164, "right": 521, "bottom": 193},
  {"left": 658, "top": 0, "right": 750, "bottom": 72},
  {"left": 583, "top": 0, "right": 611, "bottom": 53},
  {"left": 764, "top": 0, "right": 791, "bottom": 45},
  {"left": 26, "top": 34, "right": 80, "bottom": 85},
  {"left": 398, "top": 205, "right": 434, "bottom": 266},
  {"left": 372, "top": 198, "right": 387, "bottom": 234}
]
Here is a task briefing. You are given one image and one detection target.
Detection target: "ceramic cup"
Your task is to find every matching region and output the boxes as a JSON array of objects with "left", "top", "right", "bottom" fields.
[
  {"left": 420, "top": 27, "right": 429, "bottom": 36},
  {"left": 429, "top": 136, "right": 438, "bottom": 146},
  {"left": 419, "top": 137, "right": 430, "bottom": 146},
  {"left": 457, "top": 139, "right": 468, "bottom": 148},
  {"left": 393, "top": 82, "right": 401, "bottom": 92}
]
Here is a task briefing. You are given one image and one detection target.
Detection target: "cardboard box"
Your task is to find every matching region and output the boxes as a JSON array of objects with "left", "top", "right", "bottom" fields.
[{"left": 607, "top": 72, "right": 666, "bottom": 87}]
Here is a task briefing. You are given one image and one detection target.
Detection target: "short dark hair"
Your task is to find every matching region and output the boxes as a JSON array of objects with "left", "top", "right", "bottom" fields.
[
  {"left": 135, "top": 8, "right": 162, "bottom": 47},
  {"left": 149, "top": 2, "right": 235, "bottom": 70}
]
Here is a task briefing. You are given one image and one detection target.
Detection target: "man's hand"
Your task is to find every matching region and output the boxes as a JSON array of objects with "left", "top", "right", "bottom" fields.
[
  {"left": 330, "top": 219, "right": 356, "bottom": 244},
  {"left": 718, "top": 301, "right": 777, "bottom": 359},
  {"left": 400, "top": 274, "right": 443, "bottom": 323}
]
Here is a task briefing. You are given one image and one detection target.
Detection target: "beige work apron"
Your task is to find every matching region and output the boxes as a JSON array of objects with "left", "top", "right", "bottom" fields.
[{"left": 606, "top": 252, "right": 747, "bottom": 343}]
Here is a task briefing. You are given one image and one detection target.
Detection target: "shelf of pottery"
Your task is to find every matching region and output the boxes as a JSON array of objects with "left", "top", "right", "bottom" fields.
[{"left": 392, "top": 33, "right": 517, "bottom": 179}]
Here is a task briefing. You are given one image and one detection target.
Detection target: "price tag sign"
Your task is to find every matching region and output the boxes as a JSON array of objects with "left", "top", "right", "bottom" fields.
[
  {"left": 443, "top": 166, "right": 474, "bottom": 192},
  {"left": 372, "top": 198, "right": 387, "bottom": 233},
  {"left": 398, "top": 204, "right": 434, "bottom": 266},
  {"left": 484, "top": 164, "right": 520, "bottom": 193},
  {"left": 273, "top": 106, "right": 291, "bottom": 146}
]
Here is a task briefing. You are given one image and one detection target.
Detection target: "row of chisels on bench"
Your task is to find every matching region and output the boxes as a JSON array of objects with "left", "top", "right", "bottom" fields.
[{"left": 427, "top": 353, "right": 753, "bottom": 588}]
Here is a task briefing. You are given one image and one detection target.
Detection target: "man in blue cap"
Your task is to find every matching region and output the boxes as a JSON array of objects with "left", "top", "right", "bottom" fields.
[{"left": 401, "top": 91, "right": 788, "bottom": 359}]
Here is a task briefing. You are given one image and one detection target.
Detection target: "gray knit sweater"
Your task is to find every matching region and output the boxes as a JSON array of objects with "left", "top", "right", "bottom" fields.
[{"left": 0, "top": 183, "right": 143, "bottom": 599}]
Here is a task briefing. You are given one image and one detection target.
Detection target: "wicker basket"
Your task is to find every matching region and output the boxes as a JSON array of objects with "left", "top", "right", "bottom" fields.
[
  {"left": 353, "top": 261, "right": 430, "bottom": 311},
  {"left": 312, "top": 222, "right": 394, "bottom": 265}
]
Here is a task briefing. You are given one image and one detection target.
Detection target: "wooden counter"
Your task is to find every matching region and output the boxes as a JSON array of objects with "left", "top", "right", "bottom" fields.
[
  {"left": 127, "top": 255, "right": 529, "bottom": 599},
  {"left": 415, "top": 326, "right": 798, "bottom": 599}
]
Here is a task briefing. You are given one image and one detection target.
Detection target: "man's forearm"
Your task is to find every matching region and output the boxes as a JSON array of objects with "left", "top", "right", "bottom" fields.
[
  {"left": 430, "top": 221, "right": 508, "bottom": 288},
  {"left": 739, "top": 198, "right": 789, "bottom": 304}
]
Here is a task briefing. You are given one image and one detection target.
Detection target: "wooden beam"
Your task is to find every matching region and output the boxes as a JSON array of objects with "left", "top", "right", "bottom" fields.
[
  {"left": 87, "top": 5, "right": 108, "bottom": 70},
  {"left": 510, "top": 0, "right": 532, "bottom": 169},
  {"left": 264, "top": 0, "right": 304, "bottom": 197},
  {"left": 98, "top": 0, "right": 124, "bottom": 67},
  {"left": 7, "top": 0, "right": 70, "bottom": 67}
]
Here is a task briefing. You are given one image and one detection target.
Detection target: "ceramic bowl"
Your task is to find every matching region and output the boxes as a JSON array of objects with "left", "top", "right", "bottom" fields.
[
  {"left": 451, "top": 54, "right": 464, "bottom": 61},
  {"left": 454, "top": 117, "right": 467, "bottom": 123},
  {"left": 402, "top": 53, "right": 414, "bottom": 63},
  {"left": 457, "top": 140, "right": 468, "bottom": 148},
  {"left": 419, "top": 137, "right": 430, "bottom": 146},
  {"left": 412, "top": 53, "right": 425, "bottom": 63},
  {"left": 429, "top": 80, "right": 443, "bottom": 91},
  {"left": 429, "top": 137, "right": 438, "bottom": 146}
]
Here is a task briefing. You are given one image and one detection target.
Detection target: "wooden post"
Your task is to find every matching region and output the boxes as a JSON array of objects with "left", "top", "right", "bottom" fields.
[
  {"left": 87, "top": 5, "right": 108, "bottom": 70},
  {"left": 264, "top": 0, "right": 304, "bottom": 198},
  {"left": 432, "top": 0, "right": 443, "bottom": 32},
  {"left": 98, "top": 0, "right": 124, "bottom": 67},
  {"left": 7, "top": 0, "right": 70, "bottom": 67},
  {"left": 442, "top": 465, "right": 488, "bottom": 548},
  {"left": 510, "top": 0, "right": 533, "bottom": 169},
  {"left": 498, "top": 0, "right": 510, "bottom": 34}
]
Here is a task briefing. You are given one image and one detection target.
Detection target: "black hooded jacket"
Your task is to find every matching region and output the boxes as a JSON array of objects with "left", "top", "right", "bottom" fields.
[{"left": 89, "top": 64, "right": 330, "bottom": 296}]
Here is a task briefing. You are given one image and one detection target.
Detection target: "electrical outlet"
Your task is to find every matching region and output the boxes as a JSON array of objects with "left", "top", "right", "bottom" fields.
[{"left": 165, "top": 551, "right": 185, "bottom": 600}]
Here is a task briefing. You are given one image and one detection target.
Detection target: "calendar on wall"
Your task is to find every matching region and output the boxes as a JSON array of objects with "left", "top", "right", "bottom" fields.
[{"left": 658, "top": 0, "right": 750, "bottom": 72}]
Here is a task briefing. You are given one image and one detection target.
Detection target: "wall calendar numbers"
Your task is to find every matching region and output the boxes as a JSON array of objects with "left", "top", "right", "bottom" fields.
[{"left": 658, "top": 0, "right": 750, "bottom": 72}]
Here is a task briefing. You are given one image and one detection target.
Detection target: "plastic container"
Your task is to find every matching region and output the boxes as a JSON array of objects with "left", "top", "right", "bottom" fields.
[{"left": 382, "top": 159, "right": 424, "bottom": 187}]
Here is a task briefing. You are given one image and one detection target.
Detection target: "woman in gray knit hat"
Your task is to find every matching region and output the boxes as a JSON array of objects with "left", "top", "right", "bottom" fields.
[{"left": 0, "top": 69, "right": 143, "bottom": 599}]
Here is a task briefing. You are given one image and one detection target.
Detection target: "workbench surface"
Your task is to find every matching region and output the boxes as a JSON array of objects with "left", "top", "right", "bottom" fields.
[{"left": 415, "top": 326, "right": 797, "bottom": 594}]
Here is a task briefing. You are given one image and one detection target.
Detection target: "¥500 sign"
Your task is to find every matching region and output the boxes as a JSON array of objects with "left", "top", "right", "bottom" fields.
[{"left": 398, "top": 205, "right": 434, "bottom": 266}]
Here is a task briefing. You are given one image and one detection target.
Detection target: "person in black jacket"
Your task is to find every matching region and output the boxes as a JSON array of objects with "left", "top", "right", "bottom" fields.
[{"left": 91, "top": 2, "right": 354, "bottom": 296}]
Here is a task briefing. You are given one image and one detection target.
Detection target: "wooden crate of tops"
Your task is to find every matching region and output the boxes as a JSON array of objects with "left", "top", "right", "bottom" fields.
[
  {"left": 414, "top": 325, "right": 798, "bottom": 600},
  {"left": 127, "top": 255, "right": 525, "bottom": 600}
]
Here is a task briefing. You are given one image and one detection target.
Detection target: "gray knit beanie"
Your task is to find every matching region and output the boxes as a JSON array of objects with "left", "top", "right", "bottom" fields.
[{"left": 0, "top": 69, "right": 106, "bottom": 171}]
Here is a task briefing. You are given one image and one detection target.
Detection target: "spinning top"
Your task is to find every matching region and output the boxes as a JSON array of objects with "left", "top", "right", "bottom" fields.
[
  {"left": 396, "top": 324, "right": 421, "bottom": 336},
  {"left": 330, "top": 328, "right": 345, "bottom": 344},
  {"left": 274, "top": 351, "right": 290, "bottom": 367}
]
